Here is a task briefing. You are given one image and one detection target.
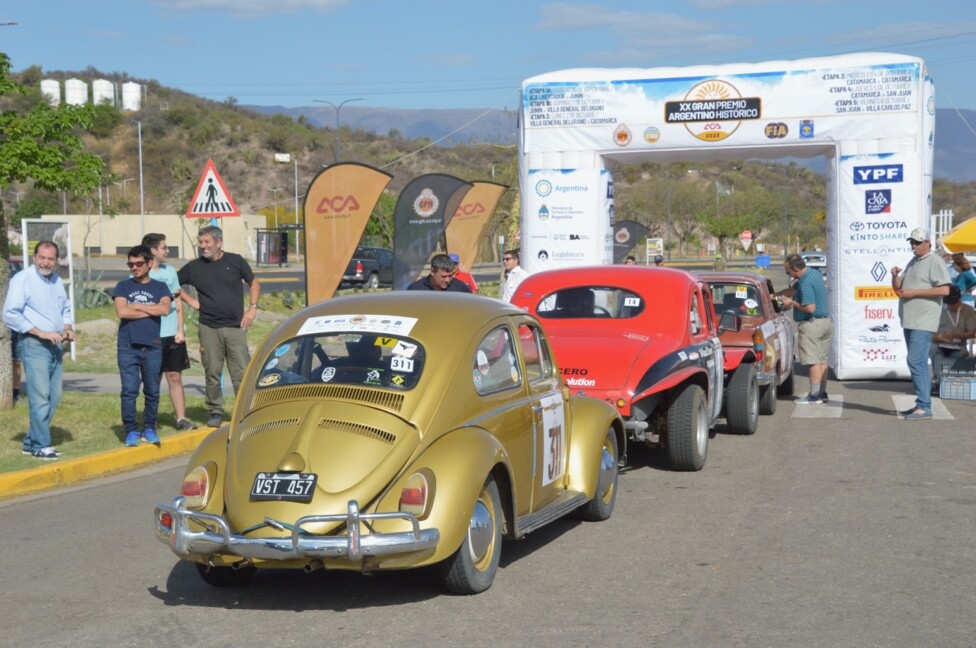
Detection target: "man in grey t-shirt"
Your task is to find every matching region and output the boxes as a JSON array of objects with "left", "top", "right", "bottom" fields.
[{"left": 891, "top": 227, "right": 951, "bottom": 420}]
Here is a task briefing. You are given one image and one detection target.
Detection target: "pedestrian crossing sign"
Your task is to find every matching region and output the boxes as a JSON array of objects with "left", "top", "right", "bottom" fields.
[{"left": 186, "top": 159, "right": 240, "bottom": 218}]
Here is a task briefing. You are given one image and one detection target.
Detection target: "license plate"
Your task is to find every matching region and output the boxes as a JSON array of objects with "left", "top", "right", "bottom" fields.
[{"left": 250, "top": 472, "right": 317, "bottom": 502}]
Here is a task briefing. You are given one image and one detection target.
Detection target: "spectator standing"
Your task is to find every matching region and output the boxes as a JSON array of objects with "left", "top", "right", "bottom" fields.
[
  {"left": 929, "top": 286, "right": 976, "bottom": 392},
  {"left": 113, "top": 245, "right": 171, "bottom": 447},
  {"left": 143, "top": 233, "right": 194, "bottom": 430},
  {"left": 891, "top": 227, "right": 951, "bottom": 420},
  {"left": 623, "top": 256, "right": 637, "bottom": 265},
  {"left": 2, "top": 241, "right": 75, "bottom": 460},
  {"left": 713, "top": 254, "right": 727, "bottom": 271},
  {"left": 407, "top": 254, "right": 472, "bottom": 292},
  {"left": 448, "top": 253, "right": 479, "bottom": 293},
  {"left": 653, "top": 254, "right": 664, "bottom": 267},
  {"left": 949, "top": 253, "right": 976, "bottom": 307},
  {"left": 178, "top": 226, "right": 261, "bottom": 428},
  {"left": 782, "top": 253, "right": 833, "bottom": 404},
  {"left": 501, "top": 249, "right": 529, "bottom": 303}
]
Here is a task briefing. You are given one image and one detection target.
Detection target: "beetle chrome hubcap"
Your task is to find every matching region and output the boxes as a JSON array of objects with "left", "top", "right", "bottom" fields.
[
  {"left": 597, "top": 445, "right": 615, "bottom": 499},
  {"left": 467, "top": 500, "right": 493, "bottom": 565}
]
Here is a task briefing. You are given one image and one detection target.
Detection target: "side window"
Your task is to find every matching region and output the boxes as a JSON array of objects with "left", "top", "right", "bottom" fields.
[
  {"left": 701, "top": 290, "right": 715, "bottom": 331},
  {"left": 473, "top": 326, "right": 521, "bottom": 395},
  {"left": 518, "top": 324, "right": 553, "bottom": 382},
  {"left": 690, "top": 295, "right": 702, "bottom": 336}
]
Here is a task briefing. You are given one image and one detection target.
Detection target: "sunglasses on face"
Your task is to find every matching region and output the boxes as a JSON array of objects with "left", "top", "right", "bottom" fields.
[
  {"left": 503, "top": 257, "right": 514, "bottom": 262},
  {"left": 127, "top": 261, "right": 147, "bottom": 269},
  {"left": 909, "top": 240, "right": 924, "bottom": 247}
]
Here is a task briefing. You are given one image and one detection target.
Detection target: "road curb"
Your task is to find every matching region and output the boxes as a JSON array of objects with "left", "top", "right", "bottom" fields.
[{"left": 0, "top": 428, "right": 213, "bottom": 500}]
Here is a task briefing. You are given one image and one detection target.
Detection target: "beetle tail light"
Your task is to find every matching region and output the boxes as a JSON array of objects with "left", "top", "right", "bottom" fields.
[
  {"left": 180, "top": 465, "right": 211, "bottom": 509},
  {"left": 399, "top": 471, "right": 432, "bottom": 518}
]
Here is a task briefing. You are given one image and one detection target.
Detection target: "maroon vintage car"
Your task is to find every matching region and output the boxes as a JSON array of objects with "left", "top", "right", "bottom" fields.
[{"left": 699, "top": 271, "right": 796, "bottom": 416}]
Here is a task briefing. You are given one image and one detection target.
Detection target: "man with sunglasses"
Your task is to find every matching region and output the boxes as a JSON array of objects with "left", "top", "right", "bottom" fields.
[
  {"left": 891, "top": 227, "right": 951, "bottom": 420},
  {"left": 113, "top": 245, "right": 172, "bottom": 446},
  {"left": 501, "top": 249, "right": 528, "bottom": 303}
]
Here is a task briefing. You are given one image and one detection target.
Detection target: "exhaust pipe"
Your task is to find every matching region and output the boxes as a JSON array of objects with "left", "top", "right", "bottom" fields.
[{"left": 304, "top": 559, "right": 324, "bottom": 573}]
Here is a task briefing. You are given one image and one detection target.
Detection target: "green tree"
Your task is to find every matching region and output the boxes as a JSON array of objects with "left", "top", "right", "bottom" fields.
[{"left": 0, "top": 52, "right": 104, "bottom": 410}]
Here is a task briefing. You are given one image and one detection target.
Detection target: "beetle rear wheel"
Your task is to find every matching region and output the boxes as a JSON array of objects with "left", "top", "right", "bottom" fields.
[
  {"left": 578, "top": 427, "right": 619, "bottom": 521},
  {"left": 443, "top": 475, "right": 503, "bottom": 594},
  {"left": 195, "top": 562, "right": 256, "bottom": 587},
  {"left": 667, "top": 383, "right": 708, "bottom": 471}
]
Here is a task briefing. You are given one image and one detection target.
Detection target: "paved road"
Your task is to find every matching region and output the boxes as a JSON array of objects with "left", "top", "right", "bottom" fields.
[{"left": 1, "top": 378, "right": 973, "bottom": 647}]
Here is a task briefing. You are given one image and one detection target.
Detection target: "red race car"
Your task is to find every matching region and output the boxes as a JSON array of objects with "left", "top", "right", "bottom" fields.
[{"left": 512, "top": 266, "right": 737, "bottom": 471}]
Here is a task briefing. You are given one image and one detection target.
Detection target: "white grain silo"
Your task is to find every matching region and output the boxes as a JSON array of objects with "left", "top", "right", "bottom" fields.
[
  {"left": 92, "top": 79, "right": 115, "bottom": 106},
  {"left": 40, "top": 79, "right": 61, "bottom": 106},
  {"left": 121, "top": 81, "right": 142, "bottom": 112},
  {"left": 64, "top": 78, "right": 88, "bottom": 105}
]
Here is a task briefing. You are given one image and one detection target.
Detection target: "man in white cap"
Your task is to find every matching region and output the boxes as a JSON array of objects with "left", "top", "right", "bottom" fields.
[{"left": 890, "top": 226, "right": 951, "bottom": 420}]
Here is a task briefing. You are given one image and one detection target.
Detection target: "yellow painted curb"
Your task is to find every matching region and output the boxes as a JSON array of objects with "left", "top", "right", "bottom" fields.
[{"left": 0, "top": 428, "right": 214, "bottom": 500}]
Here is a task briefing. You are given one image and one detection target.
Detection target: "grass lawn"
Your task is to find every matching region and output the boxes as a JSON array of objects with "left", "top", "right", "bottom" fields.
[{"left": 0, "top": 392, "right": 231, "bottom": 473}]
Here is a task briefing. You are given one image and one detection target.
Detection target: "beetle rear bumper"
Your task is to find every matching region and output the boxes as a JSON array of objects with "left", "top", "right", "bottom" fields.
[{"left": 155, "top": 497, "right": 440, "bottom": 562}]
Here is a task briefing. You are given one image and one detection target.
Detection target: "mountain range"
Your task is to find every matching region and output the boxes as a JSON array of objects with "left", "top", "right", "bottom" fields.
[{"left": 249, "top": 105, "right": 976, "bottom": 182}]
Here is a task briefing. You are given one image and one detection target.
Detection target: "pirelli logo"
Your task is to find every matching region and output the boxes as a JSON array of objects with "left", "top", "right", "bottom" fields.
[{"left": 854, "top": 286, "right": 898, "bottom": 300}]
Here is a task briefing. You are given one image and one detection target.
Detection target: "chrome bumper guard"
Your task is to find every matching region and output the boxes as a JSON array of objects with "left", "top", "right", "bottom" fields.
[
  {"left": 155, "top": 497, "right": 439, "bottom": 561},
  {"left": 755, "top": 369, "right": 776, "bottom": 386}
]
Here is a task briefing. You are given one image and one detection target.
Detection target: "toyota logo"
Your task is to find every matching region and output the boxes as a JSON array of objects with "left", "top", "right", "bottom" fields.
[{"left": 850, "top": 221, "right": 865, "bottom": 232}]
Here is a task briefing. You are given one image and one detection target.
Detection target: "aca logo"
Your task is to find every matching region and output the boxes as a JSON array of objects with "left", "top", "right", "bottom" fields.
[
  {"left": 865, "top": 189, "right": 892, "bottom": 214},
  {"left": 853, "top": 164, "right": 903, "bottom": 184},
  {"left": 316, "top": 194, "right": 360, "bottom": 214},
  {"left": 453, "top": 202, "right": 485, "bottom": 219}
]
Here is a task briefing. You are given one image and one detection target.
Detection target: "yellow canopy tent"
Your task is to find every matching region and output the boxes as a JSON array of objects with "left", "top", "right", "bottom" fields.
[{"left": 941, "top": 216, "right": 976, "bottom": 254}]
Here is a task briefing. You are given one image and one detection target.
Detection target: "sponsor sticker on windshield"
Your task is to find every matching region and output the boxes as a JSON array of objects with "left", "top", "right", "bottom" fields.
[{"left": 298, "top": 314, "right": 418, "bottom": 337}]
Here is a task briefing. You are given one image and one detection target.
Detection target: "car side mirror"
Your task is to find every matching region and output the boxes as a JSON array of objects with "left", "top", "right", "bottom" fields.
[{"left": 718, "top": 311, "right": 741, "bottom": 333}]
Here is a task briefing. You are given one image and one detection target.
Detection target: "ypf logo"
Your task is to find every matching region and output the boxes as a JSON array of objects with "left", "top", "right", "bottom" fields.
[
  {"left": 316, "top": 194, "right": 360, "bottom": 214},
  {"left": 853, "top": 164, "right": 903, "bottom": 185}
]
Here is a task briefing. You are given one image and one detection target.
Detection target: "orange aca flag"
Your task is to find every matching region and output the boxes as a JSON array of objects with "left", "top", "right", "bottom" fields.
[
  {"left": 445, "top": 181, "right": 508, "bottom": 272},
  {"left": 303, "top": 162, "right": 393, "bottom": 305}
]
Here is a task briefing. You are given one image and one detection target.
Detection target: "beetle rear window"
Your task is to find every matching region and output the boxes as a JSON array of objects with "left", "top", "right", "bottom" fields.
[
  {"left": 256, "top": 333, "right": 425, "bottom": 390},
  {"left": 537, "top": 286, "right": 644, "bottom": 319}
]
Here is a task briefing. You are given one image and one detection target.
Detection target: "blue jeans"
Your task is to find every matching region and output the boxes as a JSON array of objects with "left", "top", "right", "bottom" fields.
[
  {"left": 904, "top": 328, "right": 935, "bottom": 412},
  {"left": 18, "top": 335, "right": 64, "bottom": 452},
  {"left": 118, "top": 344, "right": 162, "bottom": 433}
]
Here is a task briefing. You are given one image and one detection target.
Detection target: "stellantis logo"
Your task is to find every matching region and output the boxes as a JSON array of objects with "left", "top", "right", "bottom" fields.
[{"left": 853, "top": 164, "right": 903, "bottom": 184}]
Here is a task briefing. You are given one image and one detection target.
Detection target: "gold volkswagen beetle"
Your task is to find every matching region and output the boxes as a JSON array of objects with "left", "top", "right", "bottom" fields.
[{"left": 155, "top": 292, "right": 623, "bottom": 594}]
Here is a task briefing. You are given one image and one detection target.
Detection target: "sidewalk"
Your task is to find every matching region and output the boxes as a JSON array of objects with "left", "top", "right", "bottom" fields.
[{"left": 0, "top": 372, "right": 215, "bottom": 500}]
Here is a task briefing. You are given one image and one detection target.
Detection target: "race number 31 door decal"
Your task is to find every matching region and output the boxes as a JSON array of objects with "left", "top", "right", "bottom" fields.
[{"left": 540, "top": 394, "right": 566, "bottom": 486}]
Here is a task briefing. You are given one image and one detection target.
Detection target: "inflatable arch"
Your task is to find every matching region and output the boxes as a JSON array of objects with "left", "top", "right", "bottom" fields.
[{"left": 518, "top": 52, "right": 934, "bottom": 380}]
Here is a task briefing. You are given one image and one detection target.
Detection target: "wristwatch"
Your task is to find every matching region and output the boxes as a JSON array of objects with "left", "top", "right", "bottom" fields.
[{"left": 249, "top": 304, "right": 259, "bottom": 309}]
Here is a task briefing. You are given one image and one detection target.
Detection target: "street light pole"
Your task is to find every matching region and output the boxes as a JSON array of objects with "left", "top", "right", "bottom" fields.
[
  {"left": 309, "top": 97, "right": 364, "bottom": 163},
  {"left": 268, "top": 187, "right": 281, "bottom": 229},
  {"left": 134, "top": 120, "right": 145, "bottom": 237}
]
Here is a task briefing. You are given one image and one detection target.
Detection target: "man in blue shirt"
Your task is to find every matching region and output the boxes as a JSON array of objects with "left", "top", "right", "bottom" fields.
[
  {"left": 782, "top": 253, "right": 833, "bottom": 405},
  {"left": 113, "top": 245, "right": 171, "bottom": 447},
  {"left": 2, "top": 241, "right": 75, "bottom": 460}
]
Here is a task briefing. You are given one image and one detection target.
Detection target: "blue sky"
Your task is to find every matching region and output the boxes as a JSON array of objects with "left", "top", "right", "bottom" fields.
[{"left": 1, "top": 0, "right": 974, "bottom": 111}]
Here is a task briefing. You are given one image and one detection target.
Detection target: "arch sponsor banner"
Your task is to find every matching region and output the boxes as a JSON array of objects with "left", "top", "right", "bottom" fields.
[
  {"left": 302, "top": 163, "right": 393, "bottom": 305},
  {"left": 521, "top": 53, "right": 923, "bottom": 155},
  {"left": 445, "top": 181, "right": 508, "bottom": 272},
  {"left": 522, "top": 169, "right": 613, "bottom": 274},
  {"left": 519, "top": 53, "right": 931, "bottom": 380}
]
